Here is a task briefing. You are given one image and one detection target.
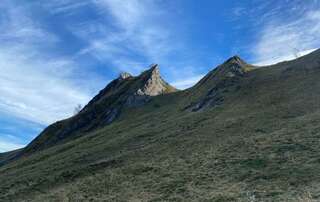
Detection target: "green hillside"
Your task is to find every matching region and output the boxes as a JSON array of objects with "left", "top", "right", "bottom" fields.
[{"left": 1, "top": 50, "right": 320, "bottom": 201}]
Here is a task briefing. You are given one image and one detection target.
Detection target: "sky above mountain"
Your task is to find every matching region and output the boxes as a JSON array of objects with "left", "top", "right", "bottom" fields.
[{"left": 0, "top": 0, "right": 320, "bottom": 152}]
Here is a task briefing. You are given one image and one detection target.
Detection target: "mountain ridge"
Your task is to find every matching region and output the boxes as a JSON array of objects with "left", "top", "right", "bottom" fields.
[
  {"left": 1, "top": 49, "right": 320, "bottom": 201},
  {"left": 4, "top": 64, "right": 177, "bottom": 162},
  {"left": 1, "top": 51, "right": 319, "bottom": 162}
]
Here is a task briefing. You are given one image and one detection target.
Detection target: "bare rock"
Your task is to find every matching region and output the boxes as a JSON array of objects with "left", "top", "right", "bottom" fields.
[
  {"left": 137, "top": 64, "right": 175, "bottom": 96},
  {"left": 119, "top": 72, "right": 132, "bottom": 80}
]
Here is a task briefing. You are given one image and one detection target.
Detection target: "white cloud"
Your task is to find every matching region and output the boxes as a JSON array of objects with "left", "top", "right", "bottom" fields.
[
  {"left": 0, "top": 0, "right": 182, "bottom": 128},
  {"left": 43, "top": 0, "right": 89, "bottom": 15},
  {"left": 71, "top": 0, "right": 176, "bottom": 74},
  {"left": 0, "top": 1, "right": 58, "bottom": 44},
  {"left": 254, "top": 49, "right": 318, "bottom": 66},
  {"left": 94, "top": 0, "right": 146, "bottom": 29},
  {"left": 253, "top": 7, "right": 320, "bottom": 65},
  {"left": 52, "top": 0, "right": 203, "bottom": 89},
  {"left": 171, "top": 75, "right": 204, "bottom": 90},
  {"left": 0, "top": 1, "right": 93, "bottom": 125},
  {"left": 0, "top": 51, "right": 91, "bottom": 125},
  {"left": 0, "top": 134, "right": 25, "bottom": 152},
  {"left": 0, "top": 139, "right": 24, "bottom": 152}
]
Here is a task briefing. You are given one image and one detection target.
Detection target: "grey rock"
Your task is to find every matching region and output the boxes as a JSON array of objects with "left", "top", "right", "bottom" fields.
[
  {"left": 119, "top": 72, "right": 132, "bottom": 80},
  {"left": 136, "top": 64, "right": 171, "bottom": 96}
]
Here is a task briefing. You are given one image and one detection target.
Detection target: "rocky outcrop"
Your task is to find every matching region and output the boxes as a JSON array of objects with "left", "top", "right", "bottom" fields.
[
  {"left": 196, "top": 55, "right": 253, "bottom": 87},
  {"left": 19, "top": 64, "right": 177, "bottom": 156},
  {"left": 126, "top": 64, "right": 177, "bottom": 107},
  {"left": 138, "top": 64, "right": 172, "bottom": 96},
  {"left": 187, "top": 56, "right": 254, "bottom": 111},
  {"left": 119, "top": 72, "right": 132, "bottom": 80},
  {"left": 223, "top": 56, "right": 249, "bottom": 77},
  {"left": 88, "top": 64, "right": 177, "bottom": 124}
]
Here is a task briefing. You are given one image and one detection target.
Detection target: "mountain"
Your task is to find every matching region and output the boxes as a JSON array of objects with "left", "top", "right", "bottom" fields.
[
  {"left": 1, "top": 49, "right": 320, "bottom": 201},
  {"left": 2, "top": 64, "right": 177, "bottom": 162},
  {"left": 185, "top": 55, "right": 255, "bottom": 111}
]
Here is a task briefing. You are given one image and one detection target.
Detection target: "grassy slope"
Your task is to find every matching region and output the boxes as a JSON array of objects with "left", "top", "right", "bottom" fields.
[
  {"left": 1, "top": 52, "right": 320, "bottom": 201},
  {"left": 19, "top": 68, "right": 177, "bottom": 159}
]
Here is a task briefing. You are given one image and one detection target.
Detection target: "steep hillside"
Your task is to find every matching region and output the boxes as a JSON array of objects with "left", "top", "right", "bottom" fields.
[
  {"left": 1, "top": 50, "right": 320, "bottom": 201},
  {"left": 1, "top": 64, "right": 177, "bottom": 164}
]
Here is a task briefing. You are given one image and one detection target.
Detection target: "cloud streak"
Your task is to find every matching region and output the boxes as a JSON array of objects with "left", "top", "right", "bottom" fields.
[
  {"left": 251, "top": 1, "right": 320, "bottom": 65},
  {"left": 69, "top": 0, "right": 179, "bottom": 75},
  {"left": 0, "top": 138, "right": 24, "bottom": 153},
  {"left": 0, "top": 1, "right": 94, "bottom": 125},
  {"left": 0, "top": 52, "right": 91, "bottom": 124},
  {"left": 171, "top": 75, "right": 204, "bottom": 90},
  {"left": 80, "top": 0, "right": 207, "bottom": 89},
  {"left": 0, "top": 132, "right": 26, "bottom": 152}
]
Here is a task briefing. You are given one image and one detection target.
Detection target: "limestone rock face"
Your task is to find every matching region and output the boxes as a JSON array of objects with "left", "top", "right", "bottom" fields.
[
  {"left": 20, "top": 64, "right": 178, "bottom": 156},
  {"left": 137, "top": 64, "right": 172, "bottom": 96},
  {"left": 119, "top": 72, "right": 132, "bottom": 80},
  {"left": 126, "top": 64, "right": 177, "bottom": 107}
]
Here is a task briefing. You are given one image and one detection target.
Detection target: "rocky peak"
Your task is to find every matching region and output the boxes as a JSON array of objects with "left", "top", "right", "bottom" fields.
[
  {"left": 224, "top": 55, "right": 246, "bottom": 66},
  {"left": 119, "top": 72, "right": 132, "bottom": 80},
  {"left": 190, "top": 55, "right": 253, "bottom": 111},
  {"left": 220, "top": 55, "right": 252, "bottom": 77},
  {"left": 137, "top": 64, "right": 176, "bottom": 96},
  {"left": 149, "top": 63, "right": 160, "bottom": 73},
  {"left": 22, "top": 63, "right": 179, "bottom": 156},
  {"left": 142, "top": 64, "right": 160, "bottom": 81},
  {"left": 196, "top": 55, "right": 252, "bottom": 88}
]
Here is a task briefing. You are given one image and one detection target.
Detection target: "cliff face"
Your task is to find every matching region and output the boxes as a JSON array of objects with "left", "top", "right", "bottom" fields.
[
  {"left": 136, "top": 64, "right": 176, "bottom": 96},
  {"left": 125, "top": 64, "right": 177, "bottom": 107}
]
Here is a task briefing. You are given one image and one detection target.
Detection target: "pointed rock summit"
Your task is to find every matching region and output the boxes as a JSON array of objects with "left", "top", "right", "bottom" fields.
[
  {"left": 221, "top": 55, "right": 253, "bottom": 77},
  {"left": 20, "top": 64, "right": 177, "bottom": 156},
  {"left": 119, "top": 72, "right": 132, "bottom": 80},
  {"left": 225, "top": 55, "right": 247, "bottom": 66},
  {"left": 196, "top": 55, "right": 254, "bottom": 88},
  {"left": 189, "top": 55, "right": 255, "bottom": 111},
  {"left": 126, "top": 64, "right": 177, "bottom": 107},
  {"left": 137, "top": 64, "right": 176, "bottom": 96}
]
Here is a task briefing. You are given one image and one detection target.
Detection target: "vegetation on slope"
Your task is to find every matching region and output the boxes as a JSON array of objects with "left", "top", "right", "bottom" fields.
[{"left": 1, "top": 50, "right": 320, "bottom": 201}]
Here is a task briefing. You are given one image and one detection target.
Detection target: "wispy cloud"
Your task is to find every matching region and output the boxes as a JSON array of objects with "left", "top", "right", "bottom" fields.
[
  {"left": 43, "top": 0, "right": 89, "bottom": 15},
  {"left": 171, "top": 75, "right": 204, "bottom": 90},
  {"left": 95, "top": 0, "right": 147, "bottom": 29},
  {"left": 70, "top": 0, "right": 208, "bottom": 89},
  {"left": 0, "top": 133, "right": 25, "bottom": 152},
  {"left": 0, "top": 139, "right": 24, "bottom": 153},
  {"left": 0, "top": 1, "right": 94, "bottom": 125},
  {"left": 251, "top": 1, "right": 320, "bottom": 65},
  {"left": 0, "top": 52, "right": 91, "bottom": 124},
  {"left": 254, "top": 49, "right": 318, "bottom": 66},
  {"left": 69, "top": 0, "right": 179, "bottom": 75},
  {"left": 0, "top": 0, "right": 190, "bottom": 130},
  {"left": 0, "top": 2, "right": 57, "bottom": 45}
]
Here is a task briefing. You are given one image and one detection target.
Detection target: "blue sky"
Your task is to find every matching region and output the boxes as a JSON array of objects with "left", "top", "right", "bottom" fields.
[{"left": 0, "top": 0, "right": 320, "bottom": 152}]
